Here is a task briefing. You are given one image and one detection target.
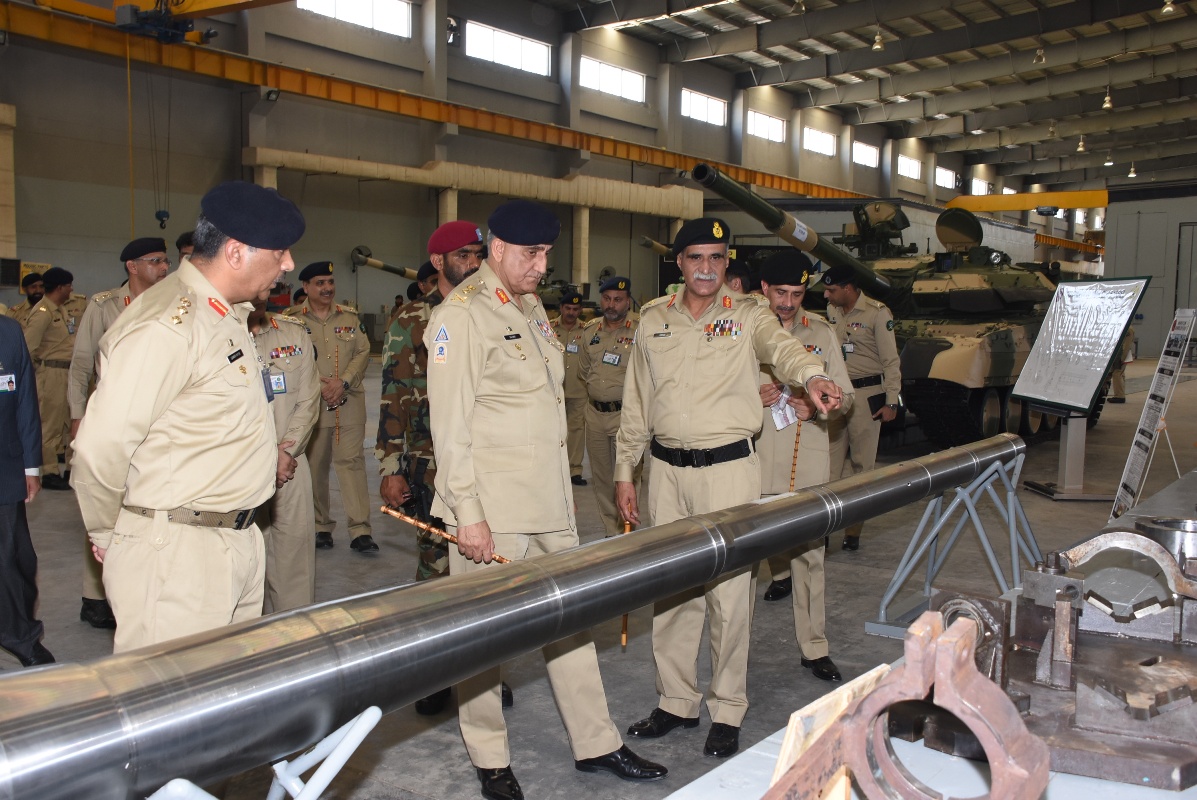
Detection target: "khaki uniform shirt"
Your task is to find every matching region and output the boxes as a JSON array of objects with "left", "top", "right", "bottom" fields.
[
  {"left": 756, "top": 311, "right": 854, "bottom": 495},
  {"left": 72, "top": 260, "right": 278, "bottom": 549},
  {"left": 62, "top": 293, "right": 88, "bottom": 337},
  {"left": 827, "top": 294, "right": 901, "bottom": 405},
  {"left": 253, "top": 313, "right": 320, "bottom": 456},
  {"left": 24, "top": 296, "right": 75, "bottom": 364},
  {"left": 425, "top": 262, "right": 573, "bottom": 533},
  {"left": 69, "top": 285, "right": 133, "bottom": 418},
  {"left": 285, "top": 303, "right": 371, "bottom": 429},
  {"left": 614, "top": 286, "right": 831, "bottom": 482},
  {"left": 553, "top": 319, "right": 588, "bottom": 401},
  {"left": 6, "top": 301, "right": 37, "bottom": 329},
  {"left": 577, "top": 315, "right": 639, "bottom": 403}
]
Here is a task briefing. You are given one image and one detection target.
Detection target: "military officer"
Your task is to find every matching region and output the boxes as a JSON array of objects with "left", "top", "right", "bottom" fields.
[
  {"left": 615, "top": 218, "right": 843, "bottom": 760},
  {"left": 289, "top": 262, "right": 376, "bottom": 553},
  {"left": 752, "top": 250, "right": 853, "bottom": 683},
  {"left": 66, "top": 237, "right": 171, "bottom": 630},
  {"left": 6, "top": 273, "right": 44, "bottom": 329},
  {"left": 426, "top": 200, "right": 667, "bottom": 800},
  {"left": 72, "top": 180, "right": 305, "bottom": 653},
  {"left": 23, "top": 267, "right": 76, "bottom": 491},
  {"left": 176, "top": 230, "right": 195, "bottom": 261},
  {"left": 249, "top": 295, "right": 320, "bottom": 613},
  {"left": 553, "top": 290, "right": 588, "bottom": 486},
  {"left": 823, "top": 264, "right": 901, "bottom": 551},
  {"left": 1108, "top": 325, "right": 1135, "bottom": 403},
  {"left": 577, "top": 275, "right": 640, "bottom": 537}
]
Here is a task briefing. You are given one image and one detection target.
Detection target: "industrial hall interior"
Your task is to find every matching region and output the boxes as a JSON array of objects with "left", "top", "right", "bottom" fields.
[{"left": 4, "top": 0, "right": 1197, "bottom": 798}]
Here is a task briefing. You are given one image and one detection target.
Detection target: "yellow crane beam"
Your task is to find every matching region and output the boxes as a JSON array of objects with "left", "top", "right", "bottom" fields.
[{"left": 947, "top": 190, "right": 1108, "bottom": 213}]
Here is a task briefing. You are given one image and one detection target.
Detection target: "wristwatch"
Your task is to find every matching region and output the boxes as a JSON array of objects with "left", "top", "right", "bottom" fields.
[{"left": 341, "top": 380, "right": 350, "bottom": 392}]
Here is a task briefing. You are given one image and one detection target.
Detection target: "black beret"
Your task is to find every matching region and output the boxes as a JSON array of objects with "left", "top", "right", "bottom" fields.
[
  {"left": 560, "top": 291, "right": 583, "bottom": 306},
  {"left": 299, "top": 261, "right": 334, "bottom": 283},
  {"left": 672, "top": 217, "right": 730, "bottom": 257},
  {"left": 120, "top": 237, "right": 167, "bottom": 263},
  {"left": 175, "top": 231, "right": 194, "bottom": 251},
  {"left": 488, "top": 200, "right": 561, "bottom": 246},
  {"left": 725, "top": 259, "right": 751, "bottom": 280},
  {"left": 20, "top": 272, "right": 42, "bottom": 289},
  {"left": 292, "top": 288, "right": 307, "bottom": 303},
  {"left": 200, "top": 181, "right": 305, "bottom": 250},
  {"left": 41, "top": 267, "right": 74, "bottom": 291},
  {"left": 760, "top": 250, "right": 814, "bottom": 288},
  {"left": 821, "top": 264, "right": 857, "bottom": 287},
  {"left": 416, "top": 261, "right": 437, "bottom": 282},
  {"left": 599, "top": 276, "right": 631, "bottom": 294}
]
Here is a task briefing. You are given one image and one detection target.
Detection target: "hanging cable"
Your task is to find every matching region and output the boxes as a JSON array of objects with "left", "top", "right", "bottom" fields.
[{"left": 126, "top": 37, "right": 135, "bottom": 239}]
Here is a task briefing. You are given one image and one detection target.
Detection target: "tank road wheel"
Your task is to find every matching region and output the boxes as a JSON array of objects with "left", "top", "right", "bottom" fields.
[
  {"left": 971, "top": 388, "right": 1003, "bottom": 437},
  {"left": 1003, "top": 390, "right": 1022, "bottom": 434},
  {"left": 1022, "top": 403, "right": 1044, "bottom": 435},
  {"left": 1041, "top": 411, "right": 1060, "bottom": 432}
]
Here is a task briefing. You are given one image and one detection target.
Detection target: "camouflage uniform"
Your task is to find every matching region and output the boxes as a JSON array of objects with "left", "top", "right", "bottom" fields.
[{"left": 376, "top": 288, "right": 448, "bottom": 581}]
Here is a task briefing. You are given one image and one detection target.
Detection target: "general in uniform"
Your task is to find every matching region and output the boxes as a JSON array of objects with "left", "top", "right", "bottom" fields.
[
  {"left": 823, "top": 264, "right": 901, "bottom": 551},
  {"left": 72, "top": 180, "right": 304, "bottom": 652},
  {"left": 426, "top": 200, "right": 666, "bottom": 800},
  {"left": 67, "top": 236, "right": 171, "bottom": 630},
  {"left": 752, "top": 250, "right": 853, "bottom": 683},
  {"left": 615, "top": 218, "right": 843, "bottom": 759},
  {"left": 6, "top": 273, "right": 44, "bottom": 329},
  {"left": 577, "top": 275, "right": 640, "bottom": 537},
  {"left": 250, "top": 302, "right": 320, "bottom": 613},
  {"left": 23, "top": 267, "right": 76, "bottom": 491},
  {"left": 553, "top": 291, "right": 589, "bottom": 486},
  {"left": 289, "top": 262, "right": 376, "bottom": 553}
]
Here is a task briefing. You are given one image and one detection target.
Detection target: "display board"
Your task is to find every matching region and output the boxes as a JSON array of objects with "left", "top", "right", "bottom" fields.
[{"left": 1013, "top": 278, "right": 1149, "bottom": 413}]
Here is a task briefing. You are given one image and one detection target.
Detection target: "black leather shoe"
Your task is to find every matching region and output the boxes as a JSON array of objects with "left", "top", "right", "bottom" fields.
[
  {"left": 415, "top": 687, "right": 451, "bottom": 716},
  {"left": 1108, "top": 396, "right": 1126, "bottom": 404},
  {"left": 315, "top": 531, "right": 334, "bottom": 549},
  {"left": 477, "top": 766, "right": 523, "bottom": 800},
  {"left": 802, "top": 656, "right": 843, "bottom": 682},
  {"left": 41, "top": 474, "right": 71, "bottom": 491},
  {"left": 842, "top": 536, "right": 860, "bottom": 551},
  {"left": 575, "top": 745, "right": 667, "bottom": 781},
  {"left": 502, "top": 682, "right": 514, "bottom": 708},
  {"left": 571, "top": 475, "right": 587, "bottom": 486},
  {"left": 80, "top": 598, "right": 117, "bottom": 629},
  {"left": 764, "top": 577, "right": 792, "bottom": 602},
  {"left": 350, "top": 534, "right": 379, "bottom": 553},
  {"left": 703, "top": 723, "right": 740, "bottom": 758},
  {"left": 19, "top": 642, "right": 55, "bottom": 668},
  {"left": 626, "top": 708, "right": 699, "bottom": 739}
]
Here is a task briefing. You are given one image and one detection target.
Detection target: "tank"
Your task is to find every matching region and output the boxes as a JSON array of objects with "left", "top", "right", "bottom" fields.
[
  {"left": 350, "top": 245, "right": 421, "bottom": 281},
  {"left": 691, "top": 163, "right": 1073, "bottom": 448}
]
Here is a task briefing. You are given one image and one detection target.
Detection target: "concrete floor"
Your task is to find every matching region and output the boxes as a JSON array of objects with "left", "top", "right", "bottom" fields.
[{"left": 5, "top": 357, "right": 1197, "bottom": 800}]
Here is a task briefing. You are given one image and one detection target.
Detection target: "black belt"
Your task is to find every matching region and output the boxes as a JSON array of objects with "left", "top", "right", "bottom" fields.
[
  {"left": 650, "top": 438, "right": 752, "bottom": 469},
  {"left": 591, "top": 399, "right": 622, "bottom": 413},
  {"left": 851, "top": 374, "right": 882, "bottom": 389},
  {"left": 35, "top": 358, "right": 71, "bottom": 370}
]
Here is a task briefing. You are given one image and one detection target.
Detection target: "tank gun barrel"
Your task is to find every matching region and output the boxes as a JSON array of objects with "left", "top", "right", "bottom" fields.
[
  {"left": 350, "top": 245, "right": 419, "bottom": 281},
  {"left": 691, "top": 164, "right": 890, "bottom": 298},
  {"left": 638, "top": 236, "right": 672, "bottom": 257}
]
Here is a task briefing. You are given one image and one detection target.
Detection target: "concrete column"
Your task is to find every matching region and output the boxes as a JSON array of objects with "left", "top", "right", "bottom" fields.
[
  {"left": 438, "top": 188, "right": 458, "bottom": 223},
  {"left": 253, "top": 165, "right": 278, "bottom": 190},
  {"left": 923, "top": 151, "right": 936, "bottom": 205},
  {"left": 572, "top": 206, "right": 589, "bottom": 286},
  {"left": 0, "top": 104, "right": 15, "bottom": 259},
  {"left": 729, "top": 88, "right": 746, "bottom": 165},
  {"left": 559, "top": 32, "right": 581, "bottom": 130},
  {"left": 880, "top": 139, "right": 894, "bottom": 197},
  {"left": 421, "top": 0, "right": 448, "bottom": 99},
  {"left": 656, "top": 64, "right": 682, "bottom": 152},
  {"left": 838, "top": 125, "right": 852, "bottom": 189}
]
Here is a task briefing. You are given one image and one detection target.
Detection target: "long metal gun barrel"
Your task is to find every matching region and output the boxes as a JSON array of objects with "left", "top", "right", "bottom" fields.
[
  {"left": 350, "top": 244, "right": 420, "bottom": 281},
  {"left": 691, "top": 163, "right": 891, "bottom": 298},
  {"left": 0, "top": 435, "right": 1022, "bottom": 799}
]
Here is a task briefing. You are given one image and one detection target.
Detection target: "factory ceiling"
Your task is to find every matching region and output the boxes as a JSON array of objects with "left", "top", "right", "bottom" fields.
[{"left": 534, "top": 0, "right": 1197, "bottom": 192}]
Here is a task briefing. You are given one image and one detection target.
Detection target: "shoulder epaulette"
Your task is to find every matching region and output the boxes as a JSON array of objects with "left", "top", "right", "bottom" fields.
[
  {"left": 154, "top": 289, "right": 197, "bottom": 334},
  {"left": 450, "top": 281, "right": 483, "bottom": 305},
  {"left": 92, "top": 291, "right": 113, "bottom": 304},
  {"left": 276, "top": 313, "right": 307, "bottom": 326},
  {"left": 583, "top": 316, "right": 602, "bottom": 329},
  {"left": 640, "top": 294, "right": 672, "bottom": 311}
]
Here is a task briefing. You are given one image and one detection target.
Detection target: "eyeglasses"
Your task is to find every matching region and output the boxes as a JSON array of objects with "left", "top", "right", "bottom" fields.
[{"left": 136, "top": 256, "right": 172, "bottom": 266}]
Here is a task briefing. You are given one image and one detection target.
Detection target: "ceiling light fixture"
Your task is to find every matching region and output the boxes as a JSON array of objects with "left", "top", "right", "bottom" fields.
[
  {"left": 1102, "top": 86, "right": 1113, "bottom": 110},
  {"left": 1128, "top": 163, "right": 1138, "bottom": 177},
  {"left": 872, "top": 30, "right": 884, "bottom": 51},
  {"left": 1033, "top": 48, "right": 1046, "bottom": 66},
  {"left": 1104, "top": 152, "right": 1114, "bottom": 166},
  {"left": 1162, "top": 0, "right": 1176, "bottom": 14},
  {"left": 1077, "top": 136, "right": 1086, "bottom": 153},
  {"left": 1048, "top": 121, "right": 1056, "bottom": 138}
]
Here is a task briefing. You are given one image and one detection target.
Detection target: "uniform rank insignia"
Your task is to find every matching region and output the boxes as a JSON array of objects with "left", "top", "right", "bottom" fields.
[
  {"left": 805, "top": 344, "right": 823, "bottom": 355},
  {"left": 270, "top": 345, "right": 301, "bottom": 359},
  {"left": 712, "top": 221, "right": 724, "bottom": 238},
  {"left": 208, "top": 298, "right": 229, "bottom": 317},
  {"left": 704, "top": 319, "right": 741, "bottom": 337},
  {"left": 534, "top": 319, "right": 555, "bottom": 340},
  {"left": 334, "top": 326, "right": 356, "bottom": 334},
  {"left": 849, "top": 322, "right": 865, "bottom": 330},
  {"left": 124, "top": 296, "right": 131, "bottom": 306},
  {"left": 886, "top": 320, "right": 895, "bottom": 331},
  {"left": 589, "top": 333, "right": 601, "bottom": 346},
  {"left": 722, "top": 296, "right": 733, "bottom": 308},
  {"left": 801, "top": 316, "right": 809, "bottom": 327},
  {"left": 496, "top": 288, "right": 511, "bottom": 304},
  {"left": 434, "top": 325, "right": 450, "bottom": 343}
]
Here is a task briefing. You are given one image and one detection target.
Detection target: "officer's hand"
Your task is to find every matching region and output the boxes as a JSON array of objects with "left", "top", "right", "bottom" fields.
[
  {"left": 616, "top": 481, "right": 639, "bottom": 526},
  {"left": 806, "top": 377, "right": 843, "bottom": 415},
  {"left": 70, "top": 418, "right": 82, "bottom": 439},
  {"left": 759, "top": 382, "right": 783, "bottom": 407},
  {"left": 276, "top": 442, "right": 297, "bottom": 487},
  {"left": 786, "top": 393, "right": 818, "bottom": 422},
  {"left": 319, "top": 376, "right": 341, "bottom": 405},
  {"left": 873, "top": 404, "right": 898, "bottom": 422},
  {"left": 457, "top": 520, "right": 496, "bottom": 564},
  {"left": 381, "top": 474, "right": 411, "bottom": 508},
  {"left": 92, "top": 544, "right": 106, "bottom": 564},
  {"left": 25, "top": 475, "right": 40, "bottom": 503}
]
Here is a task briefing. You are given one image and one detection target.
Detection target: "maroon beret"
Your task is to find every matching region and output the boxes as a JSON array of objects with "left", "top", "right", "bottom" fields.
[{"left": 427, "top": 220, "right": 483, "bottom": 255}]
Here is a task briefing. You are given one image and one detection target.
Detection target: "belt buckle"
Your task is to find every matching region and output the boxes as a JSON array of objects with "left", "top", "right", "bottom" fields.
[{"left": 233, "top": 509, "right": 254, "bottom": 530}]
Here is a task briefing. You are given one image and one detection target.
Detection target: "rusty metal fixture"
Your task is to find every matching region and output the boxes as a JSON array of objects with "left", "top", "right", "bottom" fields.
[{"left": 1062, "top": 529, "right": 1197, "bottom": 600}]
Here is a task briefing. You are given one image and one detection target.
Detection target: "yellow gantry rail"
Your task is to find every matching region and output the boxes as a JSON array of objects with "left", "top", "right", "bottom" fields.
[{"left": 1035, "top": 233, "right": 1103, "bottom": 255}]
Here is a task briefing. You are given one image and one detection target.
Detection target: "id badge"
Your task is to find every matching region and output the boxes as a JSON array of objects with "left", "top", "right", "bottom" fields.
[
  {"left": 261, "top": 367, "right": 275, "bottom": 402},
  {"left": 602, "top": 351, "right": 621, "bottom": 366},
  {"left": 270, "top": 372, "right": 287, "bottom": 394},
  {"left": 843, "top": 341, "right": 855, "bottom": 354},
  {"left": 566, "top": 342, "right": 579, "bottom": 354},
  {"left": 0, "top": 373, "right": 15, "bottom": 393}
]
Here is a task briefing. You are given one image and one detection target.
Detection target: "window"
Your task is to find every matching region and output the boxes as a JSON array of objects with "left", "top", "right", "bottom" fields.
[
  {"left": 297, "top": 0, "right": 410, "bottom": 36},
  {"left": 1055, "top": 208, "right": 1066, "bottom": 219},
  {"left": 681, "top": 89, "right": 726, "bottom": 126},
  {"left": 803, "top": 127, "right": 836, "bottom": 156},
  {"left": 1002, "top": 186, "right": 1017, "bottom": 195},
  {"left": 935, "top": 167, "right": 956, "bottom": 190},
  {"left": 746, "top": 110, "right": 785, "bottom": 143},
  {"left": 970, "top": 178, "right": 990, "bottom": 196},
  {"left": 465, "top": 21, "right": 551, "bottom": 76},
  {"left": 1074, "top": 209, "right": 1087, "bottom": 225},
  {"left": 1093, "top": 215, "right": 1104, "bottom": 229},
  {"left": 897, "top": 155, "right": 922, "bottom": 180},
  {"left": 579, "top": 56, "right": 645, "bottom": 102},
  {"left": 852, "top": 141, "right": 879, "bottom": 168}
]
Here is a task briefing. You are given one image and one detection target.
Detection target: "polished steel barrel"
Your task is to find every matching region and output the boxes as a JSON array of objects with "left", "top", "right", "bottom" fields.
[{"left": 0, "top": 434, "right": 1023, "bottom": 799}]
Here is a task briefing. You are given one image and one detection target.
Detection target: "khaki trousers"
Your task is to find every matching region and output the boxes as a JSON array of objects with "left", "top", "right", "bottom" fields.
[
  {"left": 82, "top": 531, "right": 105, "bottom": 600},
  {"left": 449, "top": 527, "right": 622, "bottom": 768},
  {"left": 34, "top": 366, "right": 67, "bottom": 476},
  {"left": 584, "top": 404, "right": 643, "bottom": 537},
  {"left": 755, "top": 542, "right": 828, "bottom": 660},
  {"left": 103, "top": 508, "right": 264, "bottom": 653},
  {"left": 647, "top": 453, "right": 760, "bottom": 726},
  {"left": 261, "top": 454, "right": 316, "bottom": 613},
  {"left": 565, "top": 396, "right": 587, "bottom": 477},
  {"left": 307, "top": 423, "right": 372, "bottom": 538},
  {"left": 833, "top": 389, "right": 884, "bottom": 539}
]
